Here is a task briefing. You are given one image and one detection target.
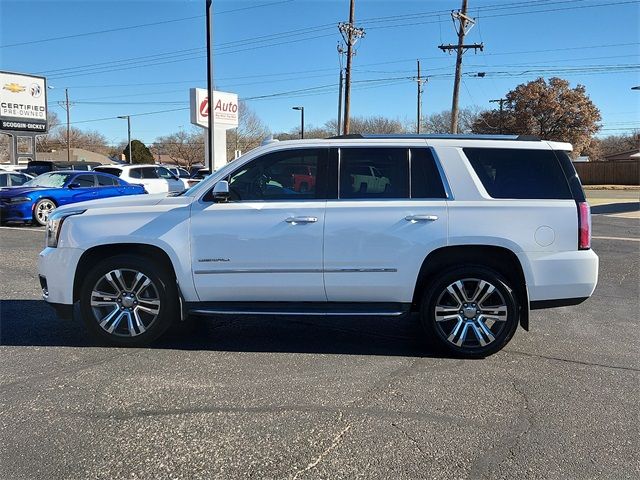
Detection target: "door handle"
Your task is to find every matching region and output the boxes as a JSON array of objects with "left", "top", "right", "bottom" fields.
[
  {"left": 285, "top": 216, "right": 318, "bottom": 224},
  {"left": 405, "top": 214, "right": 438, "bottom": 222}
]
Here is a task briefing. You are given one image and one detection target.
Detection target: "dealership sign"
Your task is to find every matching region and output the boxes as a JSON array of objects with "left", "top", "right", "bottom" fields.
[
  {"left": 190, "top": 88, "right": 238, "bottom": 129},
  {"left": 0, "top": 71, "right": 48, "bottom": 133}
]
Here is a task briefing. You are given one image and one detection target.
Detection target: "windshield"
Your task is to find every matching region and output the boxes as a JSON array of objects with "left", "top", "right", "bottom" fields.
[{"left": 23, "top": 172, "right": 73, "bottom": 188}]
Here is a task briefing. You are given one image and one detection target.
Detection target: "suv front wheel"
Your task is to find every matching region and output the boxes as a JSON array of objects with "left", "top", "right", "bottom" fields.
[
  {"left": 79, "top": 255, "right": 177, "bottom": 347},
  {"left": 421, "top": 266, "right": 519, "bottom": 358}
]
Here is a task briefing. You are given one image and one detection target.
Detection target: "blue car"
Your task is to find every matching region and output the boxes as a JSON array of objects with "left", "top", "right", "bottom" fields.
[{"left": 0, "top": 170, "right": 146, "bottom": 226}]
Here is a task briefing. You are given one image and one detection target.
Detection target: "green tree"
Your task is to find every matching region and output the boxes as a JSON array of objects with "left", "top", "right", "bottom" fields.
[
  {"left": 124, "top": 139, "right": 155, "bottom": 164},
  {"left": 472, "top": 77, "right": 601, "bottom": 155}
]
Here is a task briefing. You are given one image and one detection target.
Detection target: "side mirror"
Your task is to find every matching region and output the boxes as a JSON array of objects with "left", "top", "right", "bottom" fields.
[
  {"left": 67, "top": 183, "right": 81, "bottom": 189},
  {"left": 212, "top": 180, "right": 230, "bottom": 202}
]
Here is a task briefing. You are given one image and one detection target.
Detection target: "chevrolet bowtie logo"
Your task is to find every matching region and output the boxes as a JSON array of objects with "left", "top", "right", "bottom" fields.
[{"left": 3, "top": 83, "right": 26, "bottom": 93}]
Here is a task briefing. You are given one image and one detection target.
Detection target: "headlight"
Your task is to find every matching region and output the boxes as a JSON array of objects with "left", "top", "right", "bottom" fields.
[
  {"left": 46, "top": 209, "right": 86, "bottom": 248},
  {"left": 7, "top": 196, "right": 31, "bottom": 204}
]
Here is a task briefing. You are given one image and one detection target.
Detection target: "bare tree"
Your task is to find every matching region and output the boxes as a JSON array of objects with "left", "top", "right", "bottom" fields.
[
  {"left": 326, "top": 115, "right": 405, "bottom": 135},
  {"left": 409, "top": 107, "right": 481, "bottom": 134},
  {"left": 226, "top": 101, "right": 270, "bottom": 161},
  {"left": 153, "top": 130, "right": 204, "bottom": 170}
]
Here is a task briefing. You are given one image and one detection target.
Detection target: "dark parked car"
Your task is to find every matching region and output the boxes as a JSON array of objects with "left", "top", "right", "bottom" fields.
[
  {"left": 25, "top": 160, "right": 102, "bottom": 177},
  {"left": 0, "top": 171, "right": 146, "bottom": 226}
]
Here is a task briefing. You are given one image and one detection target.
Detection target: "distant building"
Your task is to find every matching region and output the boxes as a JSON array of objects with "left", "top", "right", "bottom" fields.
[
  {"left": 36, "top": 148, "right": 118, "bottom": 165},
  {"left": 604, "top": 148, "right": 640, "bottom": 161}
]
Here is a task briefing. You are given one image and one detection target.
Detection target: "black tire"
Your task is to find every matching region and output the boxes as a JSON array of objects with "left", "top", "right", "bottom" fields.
[
  {"left": 420, "top": 266, "right": 519, "bottom": 358},
  {"left": 79, "top": 254, "right": 178, "bottom": 347},
  {"left": 32, "top": 198, "right": 57, "bottom": 226}
]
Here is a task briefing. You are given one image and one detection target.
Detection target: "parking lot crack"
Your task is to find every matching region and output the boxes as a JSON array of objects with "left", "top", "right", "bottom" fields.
[
  {"left": 505, "top": 349, "right": 640, "bottom": 372},
  {"left": 469, "top": 379, "right": 534, "bottom": 478},
  {"left": 290, "top": 421, "right": 351, "bottom": 480},
  {"left": 391, "top": 422, "right": 426, "bottom": 455}
]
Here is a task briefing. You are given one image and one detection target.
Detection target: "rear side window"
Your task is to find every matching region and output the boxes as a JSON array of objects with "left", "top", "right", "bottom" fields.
[
  {"left": 464, "top": 148, "right": 572, "bottom": 199},
  {"left": 339, "top": 148, "right": 409, "bottom": 199},
  {"left": 129, "top": 169, "right": 142, "bottom": 179},
  {"left": 97, "top": 175, "right": 117, "bottom": 186},
  {"left": 0, "top": 174, "right": 7, "bottom": 187},
  {"left": 410, "top": 148, "right": 447, "bottom": 199}
]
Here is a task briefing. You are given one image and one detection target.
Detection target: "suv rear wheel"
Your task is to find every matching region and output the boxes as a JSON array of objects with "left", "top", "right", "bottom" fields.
[
  {"left": 421, "top": 266, "right": 519, "bottom": 358},
  {"left": 79, "top": 255, "right": 177, "bottom": 347}
]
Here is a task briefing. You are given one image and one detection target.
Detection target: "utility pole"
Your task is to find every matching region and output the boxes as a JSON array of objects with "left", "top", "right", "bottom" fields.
[
  {"left": 337, "top": 68, "right": 344, "bottom": 135},
  {"left": 338, "top": 0, "right": 365, "bottom": 135},
  {"left": 65, "top": 88, "right": 71, "bottom": 161},
  {"left": 414, "top": 60, "right": 428, "bottom": 134},
  {"left": 118, "top": 116, "right": 131, "bottom": 163},
  {"left": 205, "top": 0, "right": 215, "bottom": 173},
  {"left": 489, "top": 98, "right": 507, "bottom": 134},
  {"left": 438, "top": 0, "right": 483, "bottom": 133}
]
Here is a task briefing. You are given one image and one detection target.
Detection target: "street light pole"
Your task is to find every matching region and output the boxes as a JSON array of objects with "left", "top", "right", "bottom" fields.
[
  {"left": 206, "top": 0, "right": 215, "bottom": 173},
  {"left": 118, "top": 115, "right": 131, "bottom": 163},
  {"left": 292, "top": 106, "right": 304, "bottom": 139}
]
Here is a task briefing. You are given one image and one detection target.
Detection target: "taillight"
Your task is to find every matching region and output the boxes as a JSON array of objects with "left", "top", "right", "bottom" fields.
[{"left": 578, "top": 201, "right": 591, "bottom": 250}]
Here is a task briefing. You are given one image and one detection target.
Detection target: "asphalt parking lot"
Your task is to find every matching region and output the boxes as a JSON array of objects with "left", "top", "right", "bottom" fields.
[{"left": 1, "top": 205, "right": 638, "bottom": 479}]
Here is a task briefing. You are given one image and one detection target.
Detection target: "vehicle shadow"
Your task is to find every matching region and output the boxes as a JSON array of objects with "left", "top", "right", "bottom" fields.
[
  {"left": 591, "top": 202, "right": 639, "bottom": 214},
  {"left": 0, "top": 299, "right": 445, "bottom": 358}
]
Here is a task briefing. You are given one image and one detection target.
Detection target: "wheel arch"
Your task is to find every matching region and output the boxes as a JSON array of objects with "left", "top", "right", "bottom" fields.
[
  {"left": 73, "top": 243, "right": 177, "bottom": 303},
  {"left": 412, "top": 244, "right": 530, "bottom": 330}
]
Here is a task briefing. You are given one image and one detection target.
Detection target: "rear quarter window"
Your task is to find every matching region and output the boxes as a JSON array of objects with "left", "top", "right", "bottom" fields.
[{"left": 463, "top": 148, "right": 572, "bottom": 199}]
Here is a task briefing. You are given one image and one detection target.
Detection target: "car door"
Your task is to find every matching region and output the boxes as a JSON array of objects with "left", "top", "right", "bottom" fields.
[
  {"left": 62, "top": 173, "right": 98, "bottom": 205},
  {"left": 323, "top": 146, "right": 449, "bottom": 303},
  {"left": 190, "top": 148, "right": 328, "bottom": 302},
  {"left": 157, "top": 166, "right": 186, "bottom": 192},
  {"left": 95, "top": 174, "right": 120, "bottom": 199}
]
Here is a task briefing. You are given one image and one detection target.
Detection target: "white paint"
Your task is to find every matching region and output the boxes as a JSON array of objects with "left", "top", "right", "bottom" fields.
[
  {"left": 38, "top": 136, "right": 600, "bottom": 310},
  {"left": 190, "top": 88, "right": 239, "bottom": 171}
]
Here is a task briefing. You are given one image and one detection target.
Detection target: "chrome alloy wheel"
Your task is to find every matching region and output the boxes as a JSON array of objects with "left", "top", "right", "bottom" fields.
[
  {"left": 90, "top": 269, "right": 161, "bottom": 337},
  {"left": 434, "top": 278, "right": 508, "bottom": 349},
  {"left": 35, "top": 200, "right": 55, "bottom": 224}
]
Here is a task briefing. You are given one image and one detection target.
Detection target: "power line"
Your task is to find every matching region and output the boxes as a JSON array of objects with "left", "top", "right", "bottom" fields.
[{"left": 0, "top": 0, "right": 295, "bottom": 49}]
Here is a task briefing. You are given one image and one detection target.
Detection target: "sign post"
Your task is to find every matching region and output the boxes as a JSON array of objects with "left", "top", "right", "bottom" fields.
[
  {"left": 0, "top": 71, "right": 48, "bottom": 165},
  {"left": 190, "top": 88, "right": 238, "bottom": 171}
]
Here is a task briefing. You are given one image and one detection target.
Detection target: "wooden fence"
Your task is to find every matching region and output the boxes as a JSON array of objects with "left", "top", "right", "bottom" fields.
[{"left": 573, "top": 160, "right": 639, "bottom": 185}]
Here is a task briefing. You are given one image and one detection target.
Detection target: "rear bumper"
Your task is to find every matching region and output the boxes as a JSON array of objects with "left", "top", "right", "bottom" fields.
[{"left": 519, "top": 249, "right": 599, "bottom": 303}]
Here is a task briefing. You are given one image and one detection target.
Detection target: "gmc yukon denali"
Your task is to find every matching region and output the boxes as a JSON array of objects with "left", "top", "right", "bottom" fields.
[{"left": 38, "top": 134, "right": 598, "bottom": 357}]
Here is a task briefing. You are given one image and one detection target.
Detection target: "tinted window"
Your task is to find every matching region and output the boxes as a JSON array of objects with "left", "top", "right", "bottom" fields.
[
  {"left": 129, "top": 168, "right": 142, "bottom": 179},
  {"left": 0, "top": 174, "right": 7, "bottom": 187},
  {"left": 176, "top": 168, "right": 190, "bottom": 178},
  {"left": 410, "top": 148, "right": 447, "bottom": 199},
  {"left": 10, "top": 173, "right": 30, "bottom": 186},
  {"left": 227, "top": 149, "right": 324, "bottom": 201},
  {"left": 464, "top": 148, "right": 572, "bottom": 200},
  {"left": 141, "top": 167, "right": 159, "bottom": 179},
  {"left": 157, "top": 167, "right": 175, "bottom": 179},
  {"left": 94, "top": 167, "right": 122, "bottom": 177},
  {"left": 339, "top": 148, "right": 409, "bottom": 199},
  {"left": 97, "top": 174, "right": 117, "bottom": 186},
  {"left": 74, "top": 174, "right": 95, "bottom": 187}
]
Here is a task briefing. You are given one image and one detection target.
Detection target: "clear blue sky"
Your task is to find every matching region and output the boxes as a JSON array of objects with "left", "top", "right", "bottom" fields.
[{"left": 1, "top": 0, "right": 638, "bottom": 146}]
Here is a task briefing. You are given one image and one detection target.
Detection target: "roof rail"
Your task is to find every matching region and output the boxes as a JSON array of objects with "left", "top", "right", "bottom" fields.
[{"left": 327, "top": 133, "right": 541, "bottom": 141}]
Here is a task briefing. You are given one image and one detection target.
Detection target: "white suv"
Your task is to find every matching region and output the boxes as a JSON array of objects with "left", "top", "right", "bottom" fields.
[
  {"left": 94, "top": 165, "right": 187, "bottom": 194},
  {"left": 38, "top": 135, "right": 598, "bottom": 357}
]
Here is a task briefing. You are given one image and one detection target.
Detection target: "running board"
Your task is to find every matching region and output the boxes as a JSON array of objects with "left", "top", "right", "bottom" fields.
[{"left": 186, "top": 302, "right": 410, "bottom": 317}]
